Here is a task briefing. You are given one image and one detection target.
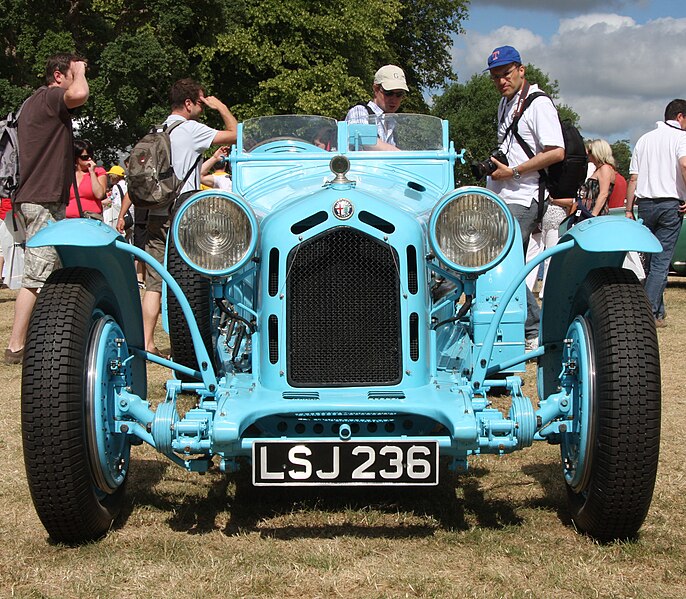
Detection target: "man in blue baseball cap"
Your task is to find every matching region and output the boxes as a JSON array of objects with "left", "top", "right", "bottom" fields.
[
  {"left": 484, "top": 45, "right": 565, "bottom": 351},
  {"left": 486, "top": 45, "right": 521, "bottom": 69}
]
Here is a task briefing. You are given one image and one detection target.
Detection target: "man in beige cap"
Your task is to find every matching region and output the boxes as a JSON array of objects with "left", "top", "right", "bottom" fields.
[{"left": 345, "top": 64, "right": 408, "bottom": 151}]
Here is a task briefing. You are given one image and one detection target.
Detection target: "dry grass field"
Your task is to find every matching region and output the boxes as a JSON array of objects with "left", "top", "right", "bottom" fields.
[{"left": 1, "top": 281, "right": 685, "bottom": 598}]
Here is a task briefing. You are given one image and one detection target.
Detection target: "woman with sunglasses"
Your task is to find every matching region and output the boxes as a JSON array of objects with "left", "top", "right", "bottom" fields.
[{"left": 66, "top": 139, "right": 107, "bottom": 219}]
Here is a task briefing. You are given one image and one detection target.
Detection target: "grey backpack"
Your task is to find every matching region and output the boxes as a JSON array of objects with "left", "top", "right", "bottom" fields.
[
  {"left": 127, "top": 120, "right": 200, "bottom": 210},
  {"left": 0, "top": 108, "right": 22, "bottom": 198}
]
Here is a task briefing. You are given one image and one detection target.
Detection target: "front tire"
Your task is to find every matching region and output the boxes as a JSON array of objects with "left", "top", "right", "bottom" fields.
[
  {"left": 561, "top": 267, "right": 660, "bottom": 541},
  {"left": 166, "top": 234, "right": 215, "bottom": 381},
  {"left": 22, "top": 268, "right": 132, "bottom": 543}
]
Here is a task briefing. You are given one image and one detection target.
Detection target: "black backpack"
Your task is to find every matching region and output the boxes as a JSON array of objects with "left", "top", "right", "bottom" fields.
[{"left": 504, "top": 86, "right": 587, "bottom": 213}]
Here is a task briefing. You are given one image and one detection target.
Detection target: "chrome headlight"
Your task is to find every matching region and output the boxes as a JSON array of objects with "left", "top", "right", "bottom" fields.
[
  {"left": 172, "top": 190, "right": 257, "bottom": 277},
  {"left": 429, "top": 187, "right": 514, "bottom": 273}
]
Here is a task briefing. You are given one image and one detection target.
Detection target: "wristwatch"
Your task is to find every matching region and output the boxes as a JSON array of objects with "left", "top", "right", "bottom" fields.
[{"left": 512, "top": 166, "right": 521, "bottom": 180}]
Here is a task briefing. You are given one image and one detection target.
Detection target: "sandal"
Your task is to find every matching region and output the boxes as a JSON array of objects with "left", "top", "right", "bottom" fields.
[
  {"left": 4, "top": 347, "right": 24, "bottom": 365},
  {"left": 147, "top": 347, "right": 170, "bottom": 360}
]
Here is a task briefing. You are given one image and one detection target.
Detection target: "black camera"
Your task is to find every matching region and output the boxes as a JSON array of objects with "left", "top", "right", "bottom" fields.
[{"left": 470, "top": 149, "right": 508, "bottom": 180}]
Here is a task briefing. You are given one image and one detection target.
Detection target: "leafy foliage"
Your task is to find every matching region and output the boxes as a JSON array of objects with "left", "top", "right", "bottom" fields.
[
  {"left": 0, "top": 0, "right": 468, "bottom": 164},
  {"left": 610, "top": 139, "right": 632, "bottom": 179},
  {"left": 432, "top": 65, "right": 581, "bottom": 186}
]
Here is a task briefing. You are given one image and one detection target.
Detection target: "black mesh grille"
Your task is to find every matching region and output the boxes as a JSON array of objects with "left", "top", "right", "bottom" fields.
[
  {"left": 409, "top": 312, "right": 419, "bottom": 361},
  {"left": 268, "top": 248, "right": 279, "bottom": 296},
  {"left": 268, "top": 315, "right": 278, "bottom": 364},
  {"left": 287, "top": 227, "right": 402, "bottom": 386},
  {"left": 406, "top": 245, "right": 418, "bottom": 294}
]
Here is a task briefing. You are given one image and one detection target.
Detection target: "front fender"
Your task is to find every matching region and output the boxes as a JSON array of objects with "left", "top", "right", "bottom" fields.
[
  {"left": 539, "top": 216, "right": 660, "bottom": 399},
  {"left": 558, "top": 215, "right": 661, "bottom": 254},
  {"left": 29, "top": 219, "right": 145, "bottom": 392}
]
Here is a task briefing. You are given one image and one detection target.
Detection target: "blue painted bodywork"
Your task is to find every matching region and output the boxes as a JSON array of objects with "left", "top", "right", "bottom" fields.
[
  {"left": 538, "top": 217, "right": 661, "bottom": 400},
  {"left": 29, "top": 219, "right": 147, "bottom": 397},
  {"left": 30, "top": 114, "right": 661, "bottom": 478}
]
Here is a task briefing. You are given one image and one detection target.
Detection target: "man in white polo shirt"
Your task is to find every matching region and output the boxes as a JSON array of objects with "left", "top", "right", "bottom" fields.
[
  {"left": 626, "top": 99, "right": 686, "bottom": 327},
  {"left": 484, "top": 46, "right": 565, "bottom": 350}
]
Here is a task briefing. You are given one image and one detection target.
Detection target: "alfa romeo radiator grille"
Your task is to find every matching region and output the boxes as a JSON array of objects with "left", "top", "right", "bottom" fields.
[{"left": 287, "top": 227, "right": 401, "bottom": 386}]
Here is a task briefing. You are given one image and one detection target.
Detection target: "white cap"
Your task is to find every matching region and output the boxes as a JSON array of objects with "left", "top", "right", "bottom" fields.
[{"left": 373, "top": 65, "right": 409, "bottom": 92}]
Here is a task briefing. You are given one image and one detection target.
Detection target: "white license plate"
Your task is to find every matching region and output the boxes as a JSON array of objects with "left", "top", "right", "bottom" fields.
[{"left": 252, "top": 440, "right": 439, "bottom": 486}]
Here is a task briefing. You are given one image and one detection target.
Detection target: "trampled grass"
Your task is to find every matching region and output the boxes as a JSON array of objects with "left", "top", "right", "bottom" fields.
[{"left": 1, "top": 280, "right": 685, "bottom": 598}]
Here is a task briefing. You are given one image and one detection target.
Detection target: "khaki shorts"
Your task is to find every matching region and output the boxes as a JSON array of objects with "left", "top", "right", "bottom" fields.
[
  {"left": 145, "top": 214, "right": 169, "bottom": 293},
  {"left": 19, "top": 202, "right": 66, "bottom": 289}
]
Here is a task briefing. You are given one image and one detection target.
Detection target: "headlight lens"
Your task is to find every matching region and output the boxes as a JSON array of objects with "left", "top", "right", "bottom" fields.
[
  {"left": 175, "top": 192, "right": 256, "bottom": 276},
  {"left": 431, "top": 189, "right": 512, "bottom": 272}
]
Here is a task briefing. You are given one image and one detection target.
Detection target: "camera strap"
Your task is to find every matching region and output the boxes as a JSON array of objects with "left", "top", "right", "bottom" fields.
[
  {"left": 512, "top": 124, "right": 548, "bottom": 222},
  {"left": 500, "top": 81, "right": 532, "bottom": 143},
  {"left": 498, "top": 82, "right": 534, "bottom": 160},
  {"left": 502, "top": 82, "right": 550, "bottom": 221}
]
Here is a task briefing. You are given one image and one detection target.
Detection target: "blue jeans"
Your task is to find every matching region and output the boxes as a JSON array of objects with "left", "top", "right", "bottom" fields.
[
  {"left": 508, "top": 200, "right": 541, "bottom": 339},
  {"left": 637, "top": 199, "right": 683, "bottom": 319}
]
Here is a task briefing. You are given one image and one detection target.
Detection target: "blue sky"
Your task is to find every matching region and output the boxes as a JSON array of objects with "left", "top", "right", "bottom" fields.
[{"left": 447, "top": 0, "right": 686, "bottom": 145}]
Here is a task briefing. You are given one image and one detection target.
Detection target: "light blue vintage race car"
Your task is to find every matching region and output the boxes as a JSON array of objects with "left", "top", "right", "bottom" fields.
[{"left": 22, "top": 114, "right": 662, "bottom": 544}]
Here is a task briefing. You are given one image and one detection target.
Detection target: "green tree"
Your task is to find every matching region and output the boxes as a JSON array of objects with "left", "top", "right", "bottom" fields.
[
  {"left": 432, "top": 65, "right": 581, "bottom": 186},
  {"left": 0, "top": 0, "right": 468, "bottom": 164},
  {"left": 610, "top": 139, "right": 631, "bottom": 179}
]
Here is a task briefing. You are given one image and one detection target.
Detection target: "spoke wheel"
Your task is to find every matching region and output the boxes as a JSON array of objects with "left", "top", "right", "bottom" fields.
[
  {"left": 22, "top": 268, "right": 131, "bottom": 543},
  {"left": 561, "top": 267, "right": 661, "bottom": 541}
]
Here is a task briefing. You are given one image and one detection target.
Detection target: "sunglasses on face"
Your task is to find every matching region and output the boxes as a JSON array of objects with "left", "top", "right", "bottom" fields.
[
  {"left": 382, "top": 89, "right": 406, "bottom": 99},
  {"left": 490, "top": 65, "right": 519, "bottom": 82},
  {"left": 78, "top": 153, "right": 92, "bottom": 160}
]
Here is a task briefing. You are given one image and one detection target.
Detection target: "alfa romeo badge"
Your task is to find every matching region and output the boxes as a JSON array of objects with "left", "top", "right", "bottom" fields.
[{"left": 333, "top": 198, "right": 354, "bottom": 220}]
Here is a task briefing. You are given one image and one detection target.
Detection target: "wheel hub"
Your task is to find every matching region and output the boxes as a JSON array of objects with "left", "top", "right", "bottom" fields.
[
  {"left": 85, "top": 315, "right": 131, "bottom": 494},
  {"left": 560, "top": 315, "right": 597, "bottom": 492}
]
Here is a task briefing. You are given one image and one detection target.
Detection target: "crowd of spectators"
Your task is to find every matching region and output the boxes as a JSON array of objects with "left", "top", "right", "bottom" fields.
[{"left": 2, "top": 51, "right": 685, "bottom": 365}]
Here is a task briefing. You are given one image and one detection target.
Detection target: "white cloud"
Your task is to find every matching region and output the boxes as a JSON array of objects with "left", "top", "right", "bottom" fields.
[
  {"left": 556, "top": 13, "right": 636, "bottom": 33},
  {"left": 475, "top": 0, "right": 646, "bottom": 12},
  {"left": 451, "top": 14, "right": 686, "bottom": 144},
  {"left": 453, "top": 26, "right": 544, "bottom": 76}
]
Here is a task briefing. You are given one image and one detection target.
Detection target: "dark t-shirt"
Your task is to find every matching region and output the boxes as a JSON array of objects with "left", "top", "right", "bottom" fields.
[{"left": 15, "top": 86, "right": 73, "bottom": 205}]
